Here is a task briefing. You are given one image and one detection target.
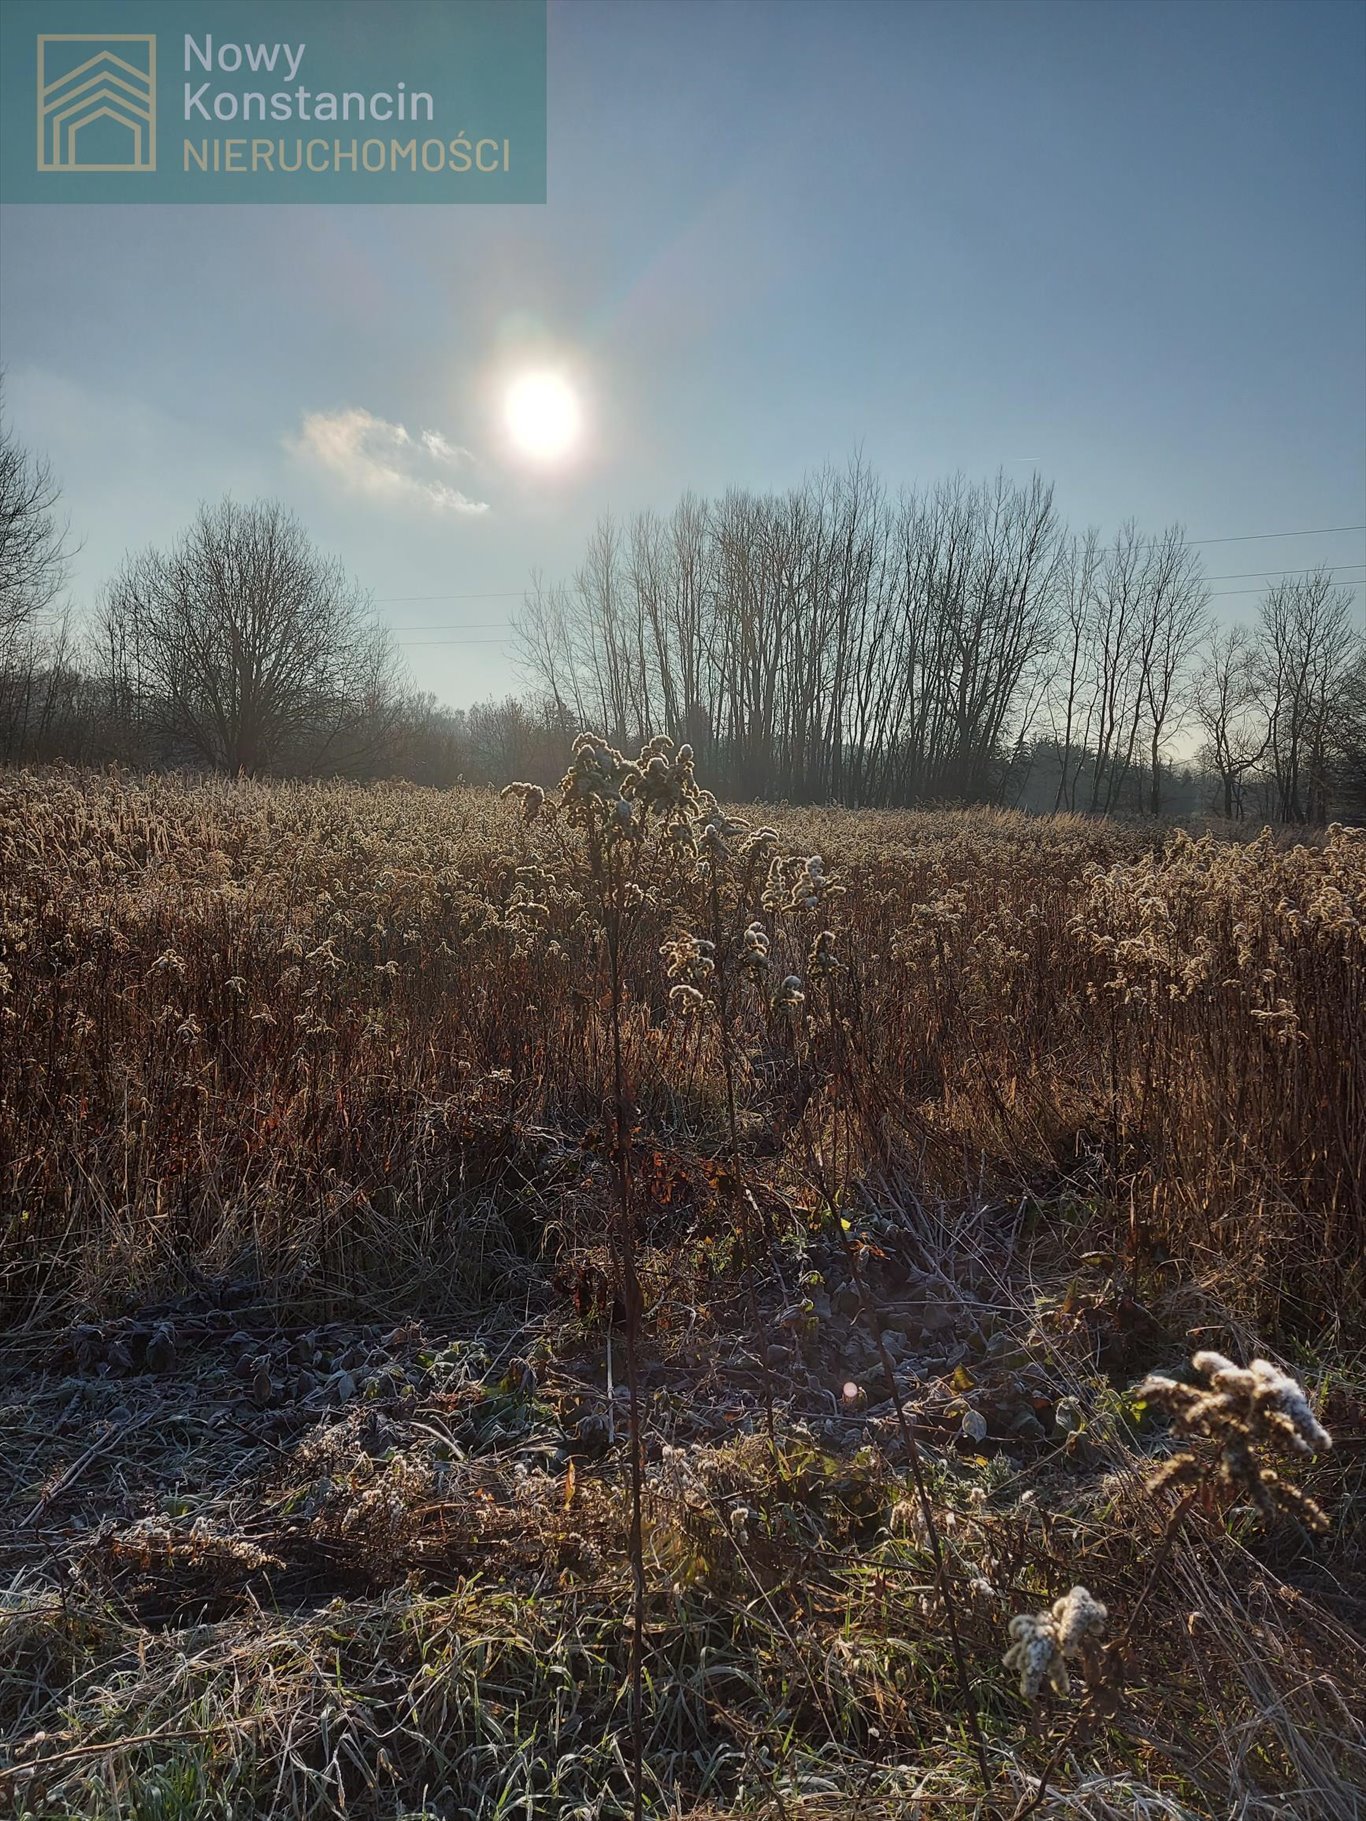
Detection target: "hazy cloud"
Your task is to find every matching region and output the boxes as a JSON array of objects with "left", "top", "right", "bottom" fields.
[{"left": 288, "top": 407, "right": 489, "bottom": 515}]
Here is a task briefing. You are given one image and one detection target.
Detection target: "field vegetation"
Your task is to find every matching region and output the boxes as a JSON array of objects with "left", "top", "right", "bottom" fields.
[{"left": 0, "top": 746, "right": 1363, "bottom": 1819}]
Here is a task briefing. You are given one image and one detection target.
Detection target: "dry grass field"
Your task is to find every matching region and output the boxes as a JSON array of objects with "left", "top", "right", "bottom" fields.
[{"left": 1, "top": 743, "right": 1363, "bottom": 1820}]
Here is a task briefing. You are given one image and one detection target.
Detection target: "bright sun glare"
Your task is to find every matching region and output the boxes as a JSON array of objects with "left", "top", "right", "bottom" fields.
[{"left": 504, "top": 371, "right": 582, "bottom": 463}]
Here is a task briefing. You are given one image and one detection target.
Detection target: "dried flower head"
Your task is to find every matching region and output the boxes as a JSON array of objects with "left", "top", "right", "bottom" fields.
[
  {"left": 763, "top": 852, "right": 843, "bottom": 915},
  {"left": 660, "top": 933, "right": 715, "bottom": 985},
  {"left": 1003, "top": 1585, "right": 1108, "bottom": 1698},
  {"left": 741, "top": 920, "right": 771, "bottom": 974},
  {"left": 807, "top": 928, "right": 842, "bottom": 979},
  {"left": 500, "top": 781, "right": 546, "bottom": 824},
  {"left": 1138, "top": 1351, "right": 1333, "bottom": 1531},
  {"left": 773, "top": 974, "right": 806, "bottom": 1016}
]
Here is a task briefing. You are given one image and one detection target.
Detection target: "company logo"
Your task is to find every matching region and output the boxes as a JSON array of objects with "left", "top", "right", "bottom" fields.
[
  {"left": 37, "top": 34, "right": 156, "bottom": 172},
  {"left": 4, "top": 4, "right": 546, "bottom": 205}
]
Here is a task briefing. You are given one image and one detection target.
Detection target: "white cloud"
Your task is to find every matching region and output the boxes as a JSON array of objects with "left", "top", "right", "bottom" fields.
[{"left": 288, "top": 407, "right": 489, "bottom": 515}]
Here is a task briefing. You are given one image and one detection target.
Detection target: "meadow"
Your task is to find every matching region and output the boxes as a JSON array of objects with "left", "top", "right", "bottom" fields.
[{"left": 0, "top": 744, "right": 1362, "bottom": 1819}]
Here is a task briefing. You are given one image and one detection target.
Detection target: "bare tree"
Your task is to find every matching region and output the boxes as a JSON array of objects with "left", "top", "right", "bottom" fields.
[
  {"left": 0, "top": 385, "right": 85, "bottom": 760},
  {"left": 1042, "top": 522, "right": 1209, "bottom": 815},
  {"left": 517, "top": 462, "right": 1062, "bottom": 808},
  {"left": 93, "top": 498, "right": 399, "bottom": 775},
  {"left": 1135, "top": 525, "right": 1209, "bottom": 814},
  {"left": 1254, "top": 570, "right": 1361, "bottom": 823},
  {"left": 516, "top": 571, "right": 583, "bottom": 730},
  {"left": 0, "top": 387, "right": 74, "bottom": 651},
  {"left": 515, "top": 468, "right": 1352, "bottom": 826},
  {"left": 1084, "top": 523, "right": 1148, "bottom": 812},
  {"left": 1047, "top": 532, "right": 1103, "bottom": 808},
  {"left": 1194, "top": 623, "right": 1269, "bottom": 818},
  {"left": 1333, "top": 643, "right": 1366, "bottom": 818}
]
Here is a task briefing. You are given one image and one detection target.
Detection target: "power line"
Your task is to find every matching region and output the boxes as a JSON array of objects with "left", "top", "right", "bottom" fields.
[
  {"left": 1206, "top": 582, "right": 1362, "bottom": 601},
  {"left": 1179, "top": 522, "right": 1364, "bottom": 547},
  {"left": 375, "top": 588, "right": 526, "bottom": 604},
  {"left": 1201, "top": 561, "right": 1364, "bottom": 583}
]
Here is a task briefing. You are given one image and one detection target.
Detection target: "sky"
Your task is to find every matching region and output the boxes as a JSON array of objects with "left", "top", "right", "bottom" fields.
[{"left": 1, "top": 0, "right": 1363, "bottom": 709}]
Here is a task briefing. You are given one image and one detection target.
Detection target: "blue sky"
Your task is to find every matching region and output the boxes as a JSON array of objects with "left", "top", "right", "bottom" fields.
[{"left": 2, "top": 0, "right": 1363, "bottom": 706}]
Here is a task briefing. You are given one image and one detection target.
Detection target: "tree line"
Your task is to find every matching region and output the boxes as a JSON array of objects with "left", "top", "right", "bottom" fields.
[
  {"left": 516, "top": 461, "right": 1364, "bottom": 821},
  {"left": 2, "top": 403, "right": 1362, "bottom": 820}
]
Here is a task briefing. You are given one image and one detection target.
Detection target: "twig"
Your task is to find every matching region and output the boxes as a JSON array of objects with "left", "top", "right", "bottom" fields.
[
  {"left": 5, "top": 1721, "right": 249, "bottom": 1780},
  {"left": 18, "top": 1412, "right": 156, "bottom": 1529}
]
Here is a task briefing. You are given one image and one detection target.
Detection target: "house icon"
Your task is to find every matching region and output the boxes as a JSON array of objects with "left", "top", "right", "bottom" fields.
[{"left": 37, "top": 35, "right": 156, "bottom": 173}]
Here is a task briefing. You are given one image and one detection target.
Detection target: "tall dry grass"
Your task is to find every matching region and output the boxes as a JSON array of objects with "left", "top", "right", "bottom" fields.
[{"left": 2, "top": 767, "right": 1360, "bottom": 1335}]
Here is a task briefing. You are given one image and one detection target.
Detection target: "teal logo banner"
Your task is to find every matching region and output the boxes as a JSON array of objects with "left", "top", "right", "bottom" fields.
[{"left": 1, "top": 0, "right": 546, "bottom": 202}]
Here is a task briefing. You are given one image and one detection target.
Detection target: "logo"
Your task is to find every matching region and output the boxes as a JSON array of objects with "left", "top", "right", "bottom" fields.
[
  {"left": 5, "top": 3, "right": 546, "bottom": 205},
  {"left": 37, "top": 34, "right": 156, "bottom": 172}
]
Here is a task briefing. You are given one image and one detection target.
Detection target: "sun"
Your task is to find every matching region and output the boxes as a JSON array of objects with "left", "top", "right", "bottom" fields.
[{"left": 504, "top": 371, "right": 582, "bottom": 464}]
